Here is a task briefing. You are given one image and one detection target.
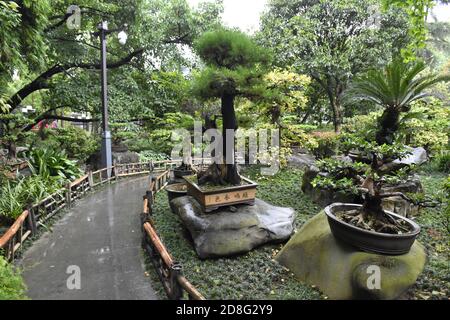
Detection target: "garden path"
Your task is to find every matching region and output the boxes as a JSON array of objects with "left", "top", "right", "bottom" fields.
[{"left": 18, "top": 176, "right": 158, "bottom": 300}]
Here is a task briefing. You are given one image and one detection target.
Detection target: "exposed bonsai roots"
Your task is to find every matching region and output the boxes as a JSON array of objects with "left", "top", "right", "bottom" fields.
[
  {"left": 337, "top": 209, "right": 412, "bottom": 234},
  {"left": 197, "top": 163, "right": 241, "bottom": 186}
]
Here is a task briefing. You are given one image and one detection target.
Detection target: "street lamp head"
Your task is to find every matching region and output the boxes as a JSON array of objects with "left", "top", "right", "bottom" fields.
[
  {"left": 98, "top": 21, "right": 108, "bottom": 31},
  {"left": 118, "top": 30, "right": 128, "bottom": 45}
]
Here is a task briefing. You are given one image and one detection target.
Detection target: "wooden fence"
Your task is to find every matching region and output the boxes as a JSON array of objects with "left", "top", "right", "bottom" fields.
[
  {"left": 1, "top": 159, "right": 206, "bottom": 300},
  {"left": 0, "top": 210, "right": 32, "bottom": 262},
  {"left": 141, "top": 170, "right": 205, "bottom": 300}
]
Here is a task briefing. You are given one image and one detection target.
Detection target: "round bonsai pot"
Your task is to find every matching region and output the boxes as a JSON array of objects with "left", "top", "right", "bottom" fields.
[
  {"left": 165, "top": 183, "right": 188, "bottom": 212},
  {"left": 173, "top": 169, "right": 194, "bottom": 179},
  {"left": 324, "top": 203, "right": 420, "bottom": 255}
]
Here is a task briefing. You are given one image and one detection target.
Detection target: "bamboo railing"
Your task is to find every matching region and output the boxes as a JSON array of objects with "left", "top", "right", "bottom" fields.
[
  {"left": 0, "top": 210, "right": 32, "bottom": 262},
  {"left": 141, "top": 170, "right": 205, "bottom": 300}
]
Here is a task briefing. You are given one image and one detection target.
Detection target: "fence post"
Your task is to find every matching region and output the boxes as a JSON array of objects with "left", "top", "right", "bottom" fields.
[
  {"left": 115, "top": 166, "right": 119, "bottom": 181},
  {"left": 26, "top": 207, "right": 37, "bottom": 236},
  {"left": 169, "top": 263, "right": 184, "bottom": 300},
  {"left": 146, "top": 190, "right": 153, "bottom": 215},
  {"left": 113, "top": 161, "right": 119, "bottom": 181},
  {"left": 88, "top": 171, "right": 94, "bottom": 188},
  {"left": 65, "top": 183, "right": 72, "bottom": 208}
]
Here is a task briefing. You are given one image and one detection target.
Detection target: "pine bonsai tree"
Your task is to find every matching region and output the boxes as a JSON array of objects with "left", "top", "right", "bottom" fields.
[{"left": 192, "top": 28, "right": 270, "bottom": 186}]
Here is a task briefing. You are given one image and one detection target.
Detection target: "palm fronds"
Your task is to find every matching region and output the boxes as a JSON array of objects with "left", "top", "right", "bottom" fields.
[{"left": 344, "top": 59, "right": 450, "bottom": 111}]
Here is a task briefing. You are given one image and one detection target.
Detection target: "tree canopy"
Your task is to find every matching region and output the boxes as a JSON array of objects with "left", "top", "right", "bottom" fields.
[
  {"left": 0, "top": 0, "right": 224, "bottom": 152},
  {"left": 258, "top": 0, "right": 412, "bottom": 132},
  {"left": 193, "top": 28, "right": 270, "bottom": 185}
]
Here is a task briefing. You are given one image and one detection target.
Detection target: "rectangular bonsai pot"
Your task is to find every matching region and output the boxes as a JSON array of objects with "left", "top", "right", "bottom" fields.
[{"left": 183, "top": 176, "right": 258, "bottom": 213}]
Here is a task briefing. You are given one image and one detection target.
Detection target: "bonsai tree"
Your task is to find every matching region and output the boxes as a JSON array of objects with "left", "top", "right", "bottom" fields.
[
  {"left": 192, "top": 29, "right": 270, "bottom": 186},
  {"left": 329, "top": 60, "right": 450, "bottom": 233}
]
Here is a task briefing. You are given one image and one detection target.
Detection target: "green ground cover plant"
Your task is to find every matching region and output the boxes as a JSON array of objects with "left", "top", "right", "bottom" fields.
[{"left": 147, "top": 166, "right": 448, "bottom": 300}]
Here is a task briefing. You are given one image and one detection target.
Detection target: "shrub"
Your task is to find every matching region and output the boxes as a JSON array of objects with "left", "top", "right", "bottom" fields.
[
  {"left": 129, "top": 113, "right": 196, "bottom": 155},
  {"left": 52, "top": 126, "right": 98, "bottom": 162},
  {"left": 444, "top": 176, "right": 450, "bottom": 233},
  {"left": 436, "top": 152, "right": 450, "bottom": 173},
  {"left": 0, "top": 175, "right": 62, "bottom": 219},
  {"left": 27, "top": 148, "right": 82, "bottom": 181},
  {"left": 343, "top": 99, "right": 450, "bottom": 154},
  {"left": 148, "top": 129, "right": 177, "bottom": 156},
  {"left": 312, "top": 159, "right": 369, "bottom": 195},
  {"left": 281, "top": 124, "right": 319, "bottom": 150},
  {"left": 110, "top": 123, "right": 139, "bottom": 147},
  {"left": 138, "top": 150, "right": 169, "bottom": 162},
  {"left": 126, "top": 134, "right": 154, "bottom": 153},
  {"left": 310, "top": 131, "right": 340, "bottom": 159},
  {"left": 32, "top": 126, "right": 98, "bottom": 162},
  {"left": 0, "top": 256, "right": 27, "bottom": 300},
  {"left": 397, "top": 99, "right": 450, "bottom": 154},
  {"left": 342, "top": 112, "right": 378, "bottom": 141}
]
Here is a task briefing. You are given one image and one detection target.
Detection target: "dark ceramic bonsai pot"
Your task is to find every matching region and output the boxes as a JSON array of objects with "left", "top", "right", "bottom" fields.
[
  {"left": 173, "top": 168, "right": 194, "bottom": 179},
  {"left": 165, "top": 183, "right": 188, "bottom": 212},
  {"left": 325, "top": 203, "right": 420, "bottom": 255}
]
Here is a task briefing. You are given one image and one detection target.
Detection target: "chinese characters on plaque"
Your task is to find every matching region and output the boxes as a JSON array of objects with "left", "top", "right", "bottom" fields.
[{"left": 208, "top": 190, "right": 251, "bottom": 205}]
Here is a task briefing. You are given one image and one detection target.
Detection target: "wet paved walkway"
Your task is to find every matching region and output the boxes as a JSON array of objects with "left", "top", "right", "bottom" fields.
[{"left": 18, "top": 176, "right": 158, "bottom": 300}]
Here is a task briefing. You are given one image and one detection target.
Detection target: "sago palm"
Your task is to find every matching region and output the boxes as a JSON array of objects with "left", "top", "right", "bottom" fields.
[{"left": 345, "top": 59, "right": 450, "bottom": 145}]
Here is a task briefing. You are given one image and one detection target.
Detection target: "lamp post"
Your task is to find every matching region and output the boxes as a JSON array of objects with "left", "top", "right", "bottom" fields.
[{"left": 96, "top": 21, "right": 127, "bottom": 177}]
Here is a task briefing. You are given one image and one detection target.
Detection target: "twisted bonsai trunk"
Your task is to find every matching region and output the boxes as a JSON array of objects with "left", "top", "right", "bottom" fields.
[
  {"left": 339, "top": 154, "right": 412, "bottom": 234},
  {"left": 198, "top": 93, "right": 241, "bottom": 186}
]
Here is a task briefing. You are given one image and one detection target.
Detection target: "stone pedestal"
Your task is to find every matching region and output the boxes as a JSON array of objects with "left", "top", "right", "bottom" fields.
[
  {"left": 170, "top": 196, "right": 295, "bottom": 259},
  {"left": 276, "top": 212, "right": 426, "bottom": 300}
]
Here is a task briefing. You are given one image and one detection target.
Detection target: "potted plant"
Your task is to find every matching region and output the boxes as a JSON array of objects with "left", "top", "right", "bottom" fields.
[
  {"left": 185, "top": 28, "right": 270, "bottom": 211},
  {"left": 324, "top": 59, "right": 449, "bottom": 255},
  {"left": 173, "top": 153, "right": 197, "bottom": 179},
  {"left": 173, "top": 163, "right": 196, "bottom": 179},
  {"left": 165, "top": 183, "right": 188, "bottom": 213},
  {"left": 324, "top": 143, "right": 422, "bottom": 255}
]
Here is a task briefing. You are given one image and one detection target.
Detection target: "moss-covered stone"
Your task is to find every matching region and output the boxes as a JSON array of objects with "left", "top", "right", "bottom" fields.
[{"left": 276, "top": 212, "right": 427, "bottom": 300}]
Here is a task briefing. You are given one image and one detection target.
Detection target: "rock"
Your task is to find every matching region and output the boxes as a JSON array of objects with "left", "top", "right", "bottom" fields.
[
  {"left": 276, "top": 212, "right": 427, "bottom": 300},
  {"left": 332, "top": 155, "right": 353, "bottom": 163},
  {"left": 170, "top": 196, "right": 295, "bottom": 259},
  {"left": 87, "top": 150, "right": 140, "bottom": 171},
  {"left": 15, "top": 146, "right": 28, "bottom": 155},
  {"left": 381, "top": 196, "right": 419, "bottom": 217},
  {"left": 380, "top": 147, "right": 428, "bottom": 172},
  {"left": 382, "top": 178, "right": 423, "bottom": 194},
  {"left": 112, "top": 151, "right": 139, "bottom": 165},
  {"left": 291, "top": 146, "right": 310, "bottom": 154},
  {"left": 394, "top": 147, "right": 427, "bottom": 166},
  {"left": 301, "top": 165, "right": 319, "bottom": 195},
  {"left": 380, "top": 179, "right": 423, "bottom": 217},
  {"left": 288, "top": 153, "right": 317, "bottom": 169},
  {"left": 112, "top": 143, "right": 129, "bottom": 153}
]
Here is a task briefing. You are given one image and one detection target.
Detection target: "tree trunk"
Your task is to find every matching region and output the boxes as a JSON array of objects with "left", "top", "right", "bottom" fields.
[
  {"left": 331, "top": 99, "right": 342, "bottom": 133},
  {"left": 324, "top": 84, "right": 342, "bottom": 133},
  {"left": 375, "top": 107, "right": 401, "bottom": 145},
  {"left": 221, "top": 93, "right": 241, "bottom": 185},
  {"left": 300, "top": 107, "right": 312, "bottom": 124}
]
